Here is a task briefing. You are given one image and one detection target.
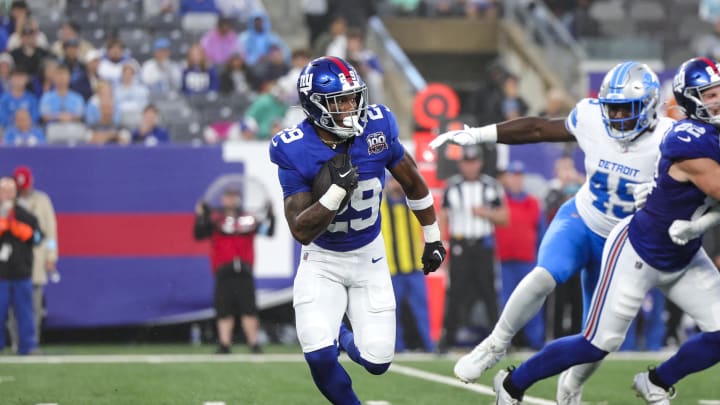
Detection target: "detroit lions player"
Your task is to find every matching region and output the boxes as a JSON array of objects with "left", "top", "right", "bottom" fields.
[
  {"left": 269, "top": 56, "right": 446, "bottom": 404},
  {"left": 489, "top": 57, "right": 720, "bottom": 405},
  {"left": 430, "top": 61, "right": 673, "bottom": 403}
]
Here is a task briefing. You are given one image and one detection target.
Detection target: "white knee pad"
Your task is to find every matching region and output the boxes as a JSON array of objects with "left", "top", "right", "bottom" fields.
[
  {"left": 362, "top": 337, "right": 395, "bottom": 364},
  {"left": 297, "top": 320, "right": 335, "bottom": 353}
]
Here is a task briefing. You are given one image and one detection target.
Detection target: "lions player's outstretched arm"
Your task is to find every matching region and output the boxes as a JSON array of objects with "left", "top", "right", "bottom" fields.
[
  {"left": 390, "top": 151, "right": 447, "bottom": 274},
  {"left": 283, "top": 192, "right": 342, "bottom": 245},
  {"left": 430, "top": 117, "right": 572, "bottom": 148}
]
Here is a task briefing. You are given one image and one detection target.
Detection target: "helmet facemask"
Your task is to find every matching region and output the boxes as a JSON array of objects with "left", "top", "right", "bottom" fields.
[
  {"left": 309, "top": 85, "right": 368, "bottom": 139},
  {"left": 600, "top": 96, "right": 657, "bottom": 142}
]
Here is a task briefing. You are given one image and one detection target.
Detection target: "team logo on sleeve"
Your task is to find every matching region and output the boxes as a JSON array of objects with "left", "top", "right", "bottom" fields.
[{"left": 366, "top": 132, "right": 388, "bottom": 155}]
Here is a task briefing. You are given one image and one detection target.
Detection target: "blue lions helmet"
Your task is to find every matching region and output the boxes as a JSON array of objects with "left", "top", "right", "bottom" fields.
[
  {"left": 673, "top": 57, "right": 720, "bottom": 126},
  {"left": 598, "top": 61, "right": 660, "bottom": 142},
  {"left": 297, "top": 56, "right": 369, "bottom": 139}
]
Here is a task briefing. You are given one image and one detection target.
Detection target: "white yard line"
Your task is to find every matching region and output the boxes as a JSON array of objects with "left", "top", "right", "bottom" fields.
[{"left": 389, "top": 364, "right": 556, "bottom": 405}]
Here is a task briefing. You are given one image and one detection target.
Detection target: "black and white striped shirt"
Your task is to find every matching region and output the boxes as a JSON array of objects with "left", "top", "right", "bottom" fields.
[{"left": 442, "top": 174, "right": 505, "bottom": 239}]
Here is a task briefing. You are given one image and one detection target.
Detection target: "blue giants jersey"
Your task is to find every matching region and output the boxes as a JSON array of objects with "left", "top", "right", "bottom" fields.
[
  {"left": 629, "top": 119, "right": 720, "bottom": 271},
  {"left": 269, "top": 104, "right": 406, "bottom": 252}
]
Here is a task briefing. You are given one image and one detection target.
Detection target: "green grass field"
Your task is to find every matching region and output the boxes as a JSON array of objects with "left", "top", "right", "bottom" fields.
[{"left": 1, "top": 345, "right": 718, "bottom": 404}]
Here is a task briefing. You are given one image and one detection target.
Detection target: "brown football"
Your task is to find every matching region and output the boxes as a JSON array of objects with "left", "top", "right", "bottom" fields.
[{"left": 312, "top": 154, "right": 353, "bottom": 210}]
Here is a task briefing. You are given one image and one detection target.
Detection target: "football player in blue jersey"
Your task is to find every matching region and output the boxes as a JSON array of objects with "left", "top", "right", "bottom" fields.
[
  {"left": 430, "top": 62, "right": 672, "bottom": 403},
  {"left": 268, "top": 56, "right": 446, "bottom": 404},
  {"left": 475, "top": 57, "right": 720, "bottom": 405}
]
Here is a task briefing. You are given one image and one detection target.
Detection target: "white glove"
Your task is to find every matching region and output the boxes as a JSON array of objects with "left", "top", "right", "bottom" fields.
[
  {"left": 630, "top": 182, "right": 653, "bottom": 210},
  {"left": 429, "top": 125, "right": 479, "bottom": 149},
  {"left": 668, "top": 219, "right": 701, "bottom": 246}
]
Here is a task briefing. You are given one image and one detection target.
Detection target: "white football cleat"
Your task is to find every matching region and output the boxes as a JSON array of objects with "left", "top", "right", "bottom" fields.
[
  {"left": 493, "top": 368, "right": 521, "bottom": 405},
  {"left": 632, "top": 371, "right": 676, "bottom": 404},
  {"left": 454, "top": 336, "right": 507, "bottom": 383},
  {"left": 556, "top": 369, "right": 583, "bottom": 405}
]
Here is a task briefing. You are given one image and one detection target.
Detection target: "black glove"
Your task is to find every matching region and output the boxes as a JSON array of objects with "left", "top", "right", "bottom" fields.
[
  {"left": 329, "top": 154, "right": 359, "bottom": 193},
  {"left": 421, "top": 241, "right": 446, "bottom": 275}
]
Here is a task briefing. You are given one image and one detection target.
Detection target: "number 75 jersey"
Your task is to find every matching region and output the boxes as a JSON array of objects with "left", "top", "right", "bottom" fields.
[
  {"left": 568, "top": 98, "right": 675, "bottom": 238},
  {"left": 269, "top": 104, "right": 406, "bottom": 252}
]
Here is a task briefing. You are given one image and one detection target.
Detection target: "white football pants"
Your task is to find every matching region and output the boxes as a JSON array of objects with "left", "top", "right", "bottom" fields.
[{"left": 294, "top": 233, "right": 396, "bottom": 364}]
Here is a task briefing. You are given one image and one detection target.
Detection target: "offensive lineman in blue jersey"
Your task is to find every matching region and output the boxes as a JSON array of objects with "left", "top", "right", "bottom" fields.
[
  {"left": 268, "top": 56, "right": 446, "bottom": 404},
  {"left": 483, "top": 58, "right": 720, "bottom": 405},
  {"left": 430, "top": 62, "right": 671, "bottom": 403}
]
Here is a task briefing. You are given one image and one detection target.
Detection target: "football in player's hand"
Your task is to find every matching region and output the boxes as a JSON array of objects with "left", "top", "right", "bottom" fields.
[{"left": 312, "top": 153, "right": 358, "bottom": 210}]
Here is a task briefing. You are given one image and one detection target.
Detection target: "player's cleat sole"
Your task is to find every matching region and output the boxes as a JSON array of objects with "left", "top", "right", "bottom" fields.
[{"left": 454, "top": 337, "right": 507, "bottom": 383}]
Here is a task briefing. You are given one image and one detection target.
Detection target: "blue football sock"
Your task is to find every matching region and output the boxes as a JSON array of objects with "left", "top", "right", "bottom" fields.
[
  {"left": 304, "top": 345, "right": 361, "bottom": 405},
  {"left": 339, "top": 323, "right": 391, "bottom": 375},
  {"left": 656, "top": 330, "right": 720, "bottom": 387},
  {"left": 511, "top": 334, "right": 607, "bottom": 391}
]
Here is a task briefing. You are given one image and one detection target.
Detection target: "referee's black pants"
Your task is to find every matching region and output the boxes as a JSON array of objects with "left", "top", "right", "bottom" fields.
[{"left": 441, "top": 237, "right": 499, "bottom": 347}]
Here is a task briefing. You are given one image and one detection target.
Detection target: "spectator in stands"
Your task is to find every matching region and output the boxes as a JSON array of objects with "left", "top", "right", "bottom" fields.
[
  {"left": 218, "top": 53, "right": 251, "bottom": 96},
  {"left": 194, "top": 188, "right": 275, "bottom": 354},
  {"left": 98, "top": 38, "right": 129, "bottom": 84},
  {"left": 85, "top": 80, "right": 121, "bottom": 128},
  {"left": 87, "top": 99, "right": 129, "bottom": 145},
  {"left": 114, "top": 60, "right": 149, "bottom": 128},
  {"left": 60, "top": 39, "right": 91, "bottom": 101},
  {"left": 302, "top": 0, "right": 328, "bottom": 48},
  {"left": 10, "top": 22, "right": 51, "bottom": 80},
  {"left": 500, "top": 73, "right": 528, "bottom": 120},
  {"left": 3, "top": 108, "right": 44, "bottom": 145},
  {"left": 237, "top": 10, "right": 290, "bottom": 66},
  {"left": 11, "top": 166, "right": 57, "bottom": 346},
  {"left": 0, "top": 176, "right": 41, "bottom": 355},
  {"left": 346, "top": 29, "right": 384, "bottom": 104},
  {"left": 0, "top": 52, "right": 12, "bottom": 92},
  {"left": 381, "top": 174, "right": 435, "bottom": 353},
  {"left": 31, "top": 57, "right": 58, "bottom": 99},
  {"left": 84, "top": 49, "right": 102, "bottom": 95},
  {"left": 313, "top": 14, "right": 347, "bottom": 58},
  {"left": 0, "top": 68, "right": 38, "bottom": 127},
  {"left": 131, "top": 104, "right": 170, "bottom": 146},
  {"left": 180, "top": 0, "right": 220, "bottom": 15},
  {"left": 39, "top": 64, "right": 84, "bottom": 123},
  {"left": 50, "top": 21, "right": 92, "bottom": 62},
  {"left": 4, "top": 0, "right": 30, "bottom": 39},
  {"left": 495, "top": 161, "right": 545, "bottom": 350},
  {"left": 248, "top": 44, "right": 288, "bottom": 88},
  {"left": 275, "top": 48, "right": 310, "bottom": 106},
  {"left": 143, "top": 0, "right": 178, "bottom": 18},
  {"left": 141, "top": 38, "right": 182, "bottom": 94},
  {"left": 200, "top": 16, "right": 239, "bottom": 66},
  {"left": 181, "top": 43, "right": 219, "bottom": 95},
  {"left": 6, "top": 17, "right": 48, "bottom": 52},
  {"left": 243, "top": 78, "right": 287, "bottom": 139},
  {"left": 539, "top": 87, "right": 569, "bottom": 119}
]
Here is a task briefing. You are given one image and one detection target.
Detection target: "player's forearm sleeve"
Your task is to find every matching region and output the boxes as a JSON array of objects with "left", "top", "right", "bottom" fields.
[{"left": 693, "top": 208, "right": 720, "bottom": 233}]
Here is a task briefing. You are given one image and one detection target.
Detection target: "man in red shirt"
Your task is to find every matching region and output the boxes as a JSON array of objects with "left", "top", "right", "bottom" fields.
[
  {"left": 194, "top": 188, "right": 274, "bottom": 354},
  {"left": 495, "top": 161, "right": 546, "bottom": 349}
]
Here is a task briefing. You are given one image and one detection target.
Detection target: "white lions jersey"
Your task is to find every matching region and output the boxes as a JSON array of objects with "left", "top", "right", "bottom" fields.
[{"left": 566, "top": 98, "right": 674, "bottom": 238}]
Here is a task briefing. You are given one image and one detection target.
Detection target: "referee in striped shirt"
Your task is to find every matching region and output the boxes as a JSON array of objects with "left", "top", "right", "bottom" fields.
[{"left": 437, "top": 145, "right": 508, "bottom": 353}]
